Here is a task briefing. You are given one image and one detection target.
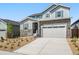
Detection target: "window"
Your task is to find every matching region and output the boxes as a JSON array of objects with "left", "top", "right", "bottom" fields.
[
  {"left": 46, "top": 14, "right": 50, "bottom": 18},
  {"left": 55, "top": 11, "right": 63, "bottom": 18},
  {"left": 39, "top": 16, "right": 42, "bottom": 19},
  {"left": 36, "top": 16, "right": 42, "bottom": 19},
  {"left": 0, "top": 29, "right": 6, "bottom": 31},
  {"left": 36, "top": 16, "right": 40, "bottom": 19},
  {"left": 23, "top": 24, "right": 28, "bottom": 30},
  {"left": 31, "top": 16, "right": 35, "bottom": 19},
  {"left": 43, "top": 26, "right": 65, "bottom": 28}
]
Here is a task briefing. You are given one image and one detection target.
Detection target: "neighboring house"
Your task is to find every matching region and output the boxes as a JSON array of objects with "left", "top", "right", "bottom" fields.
[
  {"left": 20, "top": 4, "right": 71, "bottom": 38},
  {"left": 0, "top": 19, "right": 20, "bottom": 39},
  {"left": 71, "top": 20, "right": 79, "bottom": 38}
]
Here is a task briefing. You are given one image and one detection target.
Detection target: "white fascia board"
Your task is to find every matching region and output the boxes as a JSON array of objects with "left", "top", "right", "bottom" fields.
[
  {"left": 0, "top": 19, "right": 7, "bottom": 25},
  {"left": 38, "top": 17, "right": 71, "bottom": 22}
]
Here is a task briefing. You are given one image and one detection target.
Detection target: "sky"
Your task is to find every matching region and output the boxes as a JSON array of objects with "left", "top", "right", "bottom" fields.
[{"left": 0, "top": 3, "right": 79, "bottom": 24}]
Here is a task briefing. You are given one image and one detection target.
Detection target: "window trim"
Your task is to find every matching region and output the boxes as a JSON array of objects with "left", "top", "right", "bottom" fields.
[
  {"left": 36, "top": 16, "right": 42, "bottom": 19},
  {"left": 46, "top": 14, "right": 50, "bottom": 18},
  {"left": 23, "top": 23, "right": 28, "bottom": 30},
  {"left": 55, "top": 11, "right": 63, "bottom": 18}
]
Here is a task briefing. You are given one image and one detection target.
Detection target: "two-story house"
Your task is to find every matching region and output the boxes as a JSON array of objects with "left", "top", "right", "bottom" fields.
[{"left": 20, "top": 4, "right": 71, "bottom": 38}]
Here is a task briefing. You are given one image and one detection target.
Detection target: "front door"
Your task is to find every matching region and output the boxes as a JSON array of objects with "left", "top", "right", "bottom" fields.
[{"left": 33, "top": 23, "right": 38, "bottom": 34}]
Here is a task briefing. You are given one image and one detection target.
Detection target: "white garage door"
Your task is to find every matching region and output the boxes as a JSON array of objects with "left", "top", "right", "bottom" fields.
[
  {"left": 0, "top": 30, "right": 6, "bottom": 39},
  {"left": 42, "top": 25, "right": 66, "bottom": 38}
]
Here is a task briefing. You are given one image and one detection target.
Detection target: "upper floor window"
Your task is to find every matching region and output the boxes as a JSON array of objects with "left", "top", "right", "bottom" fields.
[
  {"left": 39, "top": 16, "right": 42, "bottom": 19},
  {"left": 23, "top": 24, "right": 28, "bottom": 30},
  {"left": 32, "top": 16, "right": 35, "bottom": 18},
  {"left": 55, "top": 11, "right": 63, "bottom": 18},
  {"left": 36, "top": 16, "right": 42, "bottom": 19},
  {"left": 46, "top": 14, "right": 50, "bottom": 18}
]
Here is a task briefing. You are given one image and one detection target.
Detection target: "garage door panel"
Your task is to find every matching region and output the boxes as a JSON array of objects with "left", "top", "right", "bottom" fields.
[{"left": 42, "top": 25, "right": 66, "bottom": 38}]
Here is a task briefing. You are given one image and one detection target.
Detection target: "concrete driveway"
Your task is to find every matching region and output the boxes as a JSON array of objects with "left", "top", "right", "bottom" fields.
[{"left": 14, "top": 38, "right": 72, "bottom": 55}]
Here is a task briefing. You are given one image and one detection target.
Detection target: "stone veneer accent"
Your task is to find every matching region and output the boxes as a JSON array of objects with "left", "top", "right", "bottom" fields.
[{"left": 20, "top": 29, "right": 33, "bottom": 37}]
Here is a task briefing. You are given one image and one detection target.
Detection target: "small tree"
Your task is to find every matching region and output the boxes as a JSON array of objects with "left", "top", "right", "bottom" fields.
[{"left": 7, "top": 23, "right": 13, "bottom": 38}]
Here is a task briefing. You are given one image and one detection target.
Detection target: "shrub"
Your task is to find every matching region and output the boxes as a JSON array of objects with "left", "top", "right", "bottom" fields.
[
  {"left": 71, "top": 39, "right": 76, "bottom": 42},
  {"left": 75, "top": 44, "right": 78, "bottom": 47},
  {"left": 21, "top": 39, "right": 23, "bottom": 42},
  {"left": 13, "top": 41, "right": 16, "bottom": 43},
  {"left": 11, "top": 47, "right": 14, "bottom": 49},
  {"left": 77, "top": 48, "right": 79, "bottom": 51},
  {"left": 4, "top": 46, "right": 7, "bottom": 49},
  {"left": 26, "top": 40, "right": 28, "bottom": 42},
  {"left": 73, "top": 42, "right": 78, "bottom": 47},
  {"left": 17, "top": 43, "right": 20, "bottom": 46},
  {"left": 11, "top": 44, "right": 15, "bottom": 46},
  {"left": 0, "top": 45, "right": 3, "bottom": 48},
  {"left": 17, "top": 42, "right": 20, "bottom": 46},
  {"left": 7, "top": 43, "right": 9, "bottom": 45},
  {"left": 71, "top": 37, "right": 78, "bottom": 42}
]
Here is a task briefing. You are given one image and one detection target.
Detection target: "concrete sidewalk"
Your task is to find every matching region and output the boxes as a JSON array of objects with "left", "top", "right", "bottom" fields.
[
  {"left": 14, "top": 38, "right": 72, "bottom": 55},
  {"left": 0, "top": 51, "right": 22, "bottom": 55}
]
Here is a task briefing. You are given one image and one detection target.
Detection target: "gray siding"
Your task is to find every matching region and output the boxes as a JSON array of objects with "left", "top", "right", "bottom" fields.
[
  {"left": 20, "top": 20, "right": 33, "bottom": 36},
  {"left": 0, "top": 21, "right": 7, "bottom": 39}
]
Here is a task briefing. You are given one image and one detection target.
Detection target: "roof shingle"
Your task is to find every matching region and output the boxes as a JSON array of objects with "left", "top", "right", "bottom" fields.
[{"left": 0, "top": 19, "right": 19, "bottom": 25}]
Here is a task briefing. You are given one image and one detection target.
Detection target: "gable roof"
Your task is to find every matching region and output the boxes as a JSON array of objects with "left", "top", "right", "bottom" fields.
[
  {"left": 71, "top": 20, "right": 79, "bottom": 26},
  {"left": 28, "top": 4, "right": 56, "bottom": 17},
  {"left": 21, "top": 4, "right": 70, "bottom": 24},
  {"left": 41, "top": 4, "right": 57, "bottom": 14},
  {"left": 28, "top": 13, "right": 42, "bottom": 17},
  {"left": 20, "top": 17, "right": 37, "bottom": 24},
  {"left": 0, "top": 18, "right": 19, "bottom": 25},
  {"left": 42, "top": 4, "right": 70, "bottom": 14},
  {"left": 28, "top": 4, "right": 70, "bottom": 17}
]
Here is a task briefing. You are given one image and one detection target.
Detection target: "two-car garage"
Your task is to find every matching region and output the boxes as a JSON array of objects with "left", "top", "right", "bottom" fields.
[{"left": 41, "top": 24, "right": 67, "bottom": 38}]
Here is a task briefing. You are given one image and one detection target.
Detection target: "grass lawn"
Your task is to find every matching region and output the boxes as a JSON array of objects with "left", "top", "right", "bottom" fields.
[
  {"left": 0, "top": 36, "right": 35, "bottom": 52},
  {"left": 67, "top": 38, "right": 79, "bottom": 55}
]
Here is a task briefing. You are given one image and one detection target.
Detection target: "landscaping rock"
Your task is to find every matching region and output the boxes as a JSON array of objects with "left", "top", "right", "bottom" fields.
[
  {"left": 0, "top": 36, "right": 34, "bottom": 51},
  {"left": 76, "top": 40, "right": 79, "bottom": 48}
]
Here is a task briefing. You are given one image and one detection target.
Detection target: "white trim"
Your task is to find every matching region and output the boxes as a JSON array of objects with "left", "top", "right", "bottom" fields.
[
  {"left": 0, "top": 19, "right": 7, "bottom": 25},
  {"left": 41, "top": 23, "right": 67, "bottom": 38},
  {"left": 41, "top": 4, "right": 70, "bottom": 14},
  {"left": 20, "top": 17, "right": 37, "bottom": 23},
  {"left": 38, "top": 17, "right": 70, "bottom": 21}
]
